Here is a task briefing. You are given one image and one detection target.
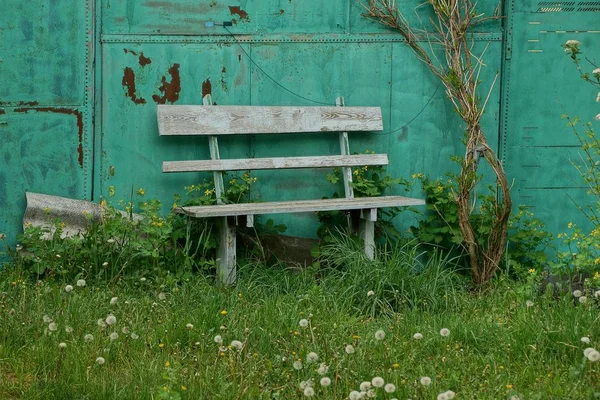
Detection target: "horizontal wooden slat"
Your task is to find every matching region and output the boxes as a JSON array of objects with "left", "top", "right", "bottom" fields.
[
  {"left": 163, "top": 154, "right": 389, "bottom": 173},
  {"left": 157, "top": 105, "right": 383, "bottom": 136},
  {"left": 176, "top": 196, "right": 425, "bottom": 218}
]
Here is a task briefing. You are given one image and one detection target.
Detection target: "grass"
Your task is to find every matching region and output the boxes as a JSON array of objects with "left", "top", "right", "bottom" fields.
[{"left": 0, "top": 240, "right": 599, "bottom": 399}]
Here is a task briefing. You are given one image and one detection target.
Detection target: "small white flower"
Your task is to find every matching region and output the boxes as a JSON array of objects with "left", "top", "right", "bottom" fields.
[
  {"left": 109, "top": 332, "right": 119, "bottom": 341},
  {"left": 76, "top": 279, "right": 86, "bottom": 287},
  {"left": 595, "top": 114, "right": 600, "bottom": 121},
  {"left": 437, "top": 393, "right": 449, "bottom": 400},
  {"left": 186, "top": 323, "right": 194, "bottom": 330},
  {"left": 214, "top": 335, "right": 223, "bottom": 344},
  {"left": 593, "top": 68, "right": 600, "bottom": 76},
  {"left": 303, "top": 386, "right": 315, "bottom": 397},
  {"left": 384, "top": 383, "right": 396, "bottom": 393},
  {"left": 367, "top": 290, "right": 375, "bottom": 297},
  {"left": 65, "top": 326, "right": 73, "bottom": 333},
  {"left": 420, "top": 376, "right": 432, "bottom": 386},
  {"left": 581, "top": 336, "right": 591, "bottom": 344},
  {"left": 306, "top": 352, "right": 318, "bottom": 363},
  {"left": 121, "top": 327, "right": 130, "bottom": 334},
  {"left": 566, "top": 39, "right": 581, "bottom": 47},
  {"left": 526, "top": 300, "right": 534, "bottom": 308},
  {"left": 299, "top": 319, "right": 309, "bottom": 328},
  {"left": 579, "top": 296, "right": 588, "bottom": 304},
  {"left": 105, "top": 315, "right": 117, "bottom": 325},
  {"left": 371, "top": 377, "right": 384, "bottom": 388},
  {"left": 97, "top": 319, "right": 106, "bottom": 328},
  {"left": 110, "top": 297, "right": 118, "bottom": 305},
  {"left": 65, "top": 285, "right": 73, "bottom": 292},
  {"left": 360, "top": 381, "right": 372, "bottom": 392},
  {"left": 293, "top": 360, "right": 303, "bottom": 370},
  {"left": 230, "top": 340, "right": 243, "bottom": 350},
  {"left": 317, "top": 363, "right": 329, "bottom": 375},
  {"left": 130, "top": 332, "right": 139, "bottom": 340},
  {"left": 413, "top": 332, "right": 423, "bottom": 340},
  {"left": 349, "top": 391, "right": 361, "bottom": 400},
  {"left": 573, "top": 290, "right": 582, "bottom": 298},
  {"left": 48, "top": 322, "right": 57, "bottom": 332},
  {"left": 96, "top": 356, "right": 105, "bottom": 365},
  {"left": 43, "top": 315, "right": 52, "bottom": 323},
  {"left": 445, "top": 390, "right": 456, "bottom": 399},
  {"left": 440, "top": 328, "right": 450, "bottom": 337},
  {"left": 375, "top": 330, "right": 386, "bottom": 340},
  {"left": 102, "top": 262, "right": 108, "bottom": 267},
  {"left": 158, "top": 292, "right": 167, "bottom": 300},
  {"left": 140, "top": 277, "right": 147, "bottom": 282},
  {"left": 59, "top": 342, "right": 67, "bottom": 349},
  {"left": 345, "top": 344, "right": 355, "bottom": 354},
  {"left": 320, "top": 377, "right": 331, "bottom": 387},
  {"left": 84, "top": 334, "right": 94, "bottom": 342},
  {"left": 588, "top": 350, "right": 600, "bottom": 361},
  {"left": 584, "top": 347, "right": 596, "bottom": 357}
]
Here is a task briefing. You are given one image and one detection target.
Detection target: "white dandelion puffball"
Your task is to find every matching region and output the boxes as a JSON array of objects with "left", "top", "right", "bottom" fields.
[
  {"left": 84, "top": 334, "right": 94, "bottom": 342},
  {"left": 303, "top": 386, "right": 315, "bottom": 397},
  {"left": 43, "top": 315, "right": 52, "bottom": 323},
  {"left": 360, "top": 381, "right": 372, "bottom": 391},
  {"left": 595, "top": 290, "right": 600, "bottom": 298},
  {"left": 186, "top": 323, "right": 194, "bottom": 330},
  {"left": 375, "top": 330, "right": 386, "bottom": 340},
  {"left": 140, "top": 277, "right": 146, "bottom": 282},
  {"left": 366, "top": 389, "right": 376, "bottom": 398},
  {"left": 526, "top": 300, "right": 534, "bottom": 308},
  {"left": 76, "top": 279, "right": 86, "bottom": 287},
  {"left": 65, "top": 326, "right": 73, "bottom": 333},
  {"left": 230, "top": 340, "right": 243, "bottom": 350},
  {"left": 385, "top": 383, "right": 396, "bottom": 393},
  {"left": 320, "top": 377, "right": 331, "bottom": 387},
  {"left": 121, "top": 327, "right": 129, "bottom": 335},
  {"left": 293, "top": 360, "right": 303, "bottom": 370},
  {"left": 110, "top": 297, "right": 118, "bottom": 305},
  {"left": 158, "top": 292, "right": 167, "bottom": 300},
  {"left": 59, "top": 342, "right": 67, "bottom": 349},
  {"left": 109, "top": 332, "right": 119, "bottom": 341},
  {"left": 48, "top": 322, "right": 58, "bottom": 332},
  {"left": 299, "top": 319, "right": 309, "bottom": 328},
  {"left": 371, "top": 377, "right": 384, "bottom": 388},
  {"left": 413, "top": 332, "right": 423, "bottom": 340},
  {"left": 299, "top": 380, "right": 311, "bottom": 390},
  {"left": 588, "top": 350, "right": 600, "bottom": 362},
  {"left": 345, "top": 344, "right": 355, "bottom": 354},
  {"left": 573, "top": 290, "right": 582, "bottom": 298},
  {"left": 367, "top": 290, "right": 375, "bottom": 297},
  {"left": 214, "top": 335, "right": 223, "bottom": 344},
  {"left": 306, "top": 352, "right": 318, "bottom": 363},
  {"left": 317, "top": 363, "right": 329, "bottom": 375},
  {"left": 445, "top": 390, "right": 456, "bottom": 399},
  {"left": 584, "top": 347, "right": 596, "bottom": 357},
  {"left": 349, "top": 391, "right": 361, "bottom": 400},
  {"left": 437, "top": 393, "right": 448, "bottom": 400},
  {"left": 581, "top": 337, "right": 591, "bottom": 344},
  {"left": 96, "top": 356, "right": 105, "bottom": 365},
  {"left": 105, "top": 315, "right": 117, "bottom": 325},
  {"left": 420, "top": 376, "right": 432, "bottom": 386},
  {"left": 440, "top": 328, "right": 450, "bottom": 337},
  {"left": 130, "top": 332, "right": 139, "bottom": 340},
  {"left": 97, "top": 319, "right": 107, "bottom": 328},
  {"left": 65, "top": 285, "right": 73, "bottom": 292},
  {"left": 579, "top": 296, "right": 588, "bottom": 304}
]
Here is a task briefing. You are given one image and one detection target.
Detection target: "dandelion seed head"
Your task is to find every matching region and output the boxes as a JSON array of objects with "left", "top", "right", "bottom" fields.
[
  {"left": 320, "top": 377, "right": 331, "bottom": 387},
  {"left": 158, "top": 292, "right": 167, "bottom": 301},
  {"left": 84, "top": 334, "right": 94, "bottom": 342},
  {"left": 579, "top": 296, "right": 588, "bottom": 304},
  {"left": 109, "top": 332, "right": 118, "bottom": 341},
  {"left": 584, "top": 347, "right": 596, "bottom": 357},
  {"left": 345, "top": 344, "right": 355, "bottom": 354},
  {"left": 96, "top": 356, "right": 105, "bottom": 365},
  {"left": 105, "top": 315, "right": 117, "bottom": 325},
  {"left": 65, "top": 326, "right": 73, "bottom": 333},
  {"left": 293, "top": 360, "right": 303, "bottom": 370},
  {"left": 65, "top": 285, "right": 73, "bottom": 292},
  {"left": 440, "top": 328, "right": 450, "bottom": 337},
  {"left": 384, "top": 383, "right": 396, "bottom": 393},
  {"left": 349, "top": 391, "right": 361, "bottom": 400},
  {"left": 306, "top": 352, "right": 318, "bottom": 363},
  {"left": 76, "top": 279, "right": 86, "bottom": 287},
  {"left": 413, "top": 332, "right": 423, "bottom": 340},
  {"left": 43, "top": 315, "right": 52, "bottom": 323},
  {"left": 303, "top": 386, "right": 315, "bottom": 397},
  {"left": 360, "top": 381, "right": 372, "bottom": 391},
  {"left": 367, "top": 290, "right": 375, "bottom": 297},
  {"left": 420, "top": 376, "right": 432, "bottom": 386},
  {"left": 140, "top": 277, "right": 147, "bottom": 282},
  {"left": 526, "top": 300, "right": 534, "bottom": 308},
  {"left": 445, "top": 390, "right": 456, "bottom": 399},
  {"left": 573, "top": 290, "right": 582, "bottom": 298},
  {"left": 299, "top": 319, "right": 309, "bottom": 328},
  {"left": 595, "top": 290, "right": 600, "bottom": 298},
  {"left": 130, "top": 332, "right": 139, "bottom": 340},
  {"left": 121, "top": 327, "right": 129, "bottom": 334},
  {"left": 230, "top": 340, "right": 243, "bottom": 350},
  {"left": 48, "top": 322, "right": 57, "bottom": 332},
  {"left": 375, "top": 330, "right": 386, "bottom": 340},
  {"left": 437, "top": 393, "right": 449, "bottom": 400},
  {"left": 214, "top": 335, "right": 223, "bottom": 344},
  {"left": 588, "top": 350, "right": 600, "bottom": 362},
  {"left": 371, "top": 377, "right": 384, "bottom": 388},
  {"left": 97, "top": 319, "right": 106, "bottom": 328},
  {"left": 317, "top": 363, "right": 329, "bottom": 375},
  {"left": 581, "top": 336, "right": 591, "bottom": 344},
  {"left": 186, "top": 323, "right": 194, "bottom": 330},
  {"left": 110, "top": 297, "right": 118, "bottom": 305},
  {"left": 59, "top": 342, "right": 67, "bottom": 349}
]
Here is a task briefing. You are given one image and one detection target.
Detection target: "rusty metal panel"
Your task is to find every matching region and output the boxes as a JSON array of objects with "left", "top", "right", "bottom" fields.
[
  {"left": 102, "top": 0, "right": 348, "bottom": 35},
  {"left": 100, "top": 42, "right": 251, "bottom": 204}
]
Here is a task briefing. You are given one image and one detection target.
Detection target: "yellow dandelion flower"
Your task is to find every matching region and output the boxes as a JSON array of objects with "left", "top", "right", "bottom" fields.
[
  {"left": 100, "top": 199, "right": 107, "bottom": 208},
  {"left": 165, "top": 361, "right": 170, "bottom": 367},
  {"left": 352, "top": 335, "right": 360, "bottom": 340},
  {"left": 137, "top": 188, "right": 145, "bottom": 196},
  {"left": 506, "top": 384, "right": 513, "bottom": 389},
  {"left": 108, "top": 185, "right": 115, "bottom": 197},
  {"left": 393, "top": 363, "right": 399, "bottom": 369},
  {"left": 159, "top": 343, "right": 165, "bottom": 348},
  {"left": 568, "top": 222, "right": 573, "bottom": 228},
  {"left": 219, "top": 352, "right": 225, "bottom": 357},
  {"left": 220, "top": 310, "right": 227, "bottom": 315},
  {"left": 181, "top": 386, "right": 187, "bottom": 391}
]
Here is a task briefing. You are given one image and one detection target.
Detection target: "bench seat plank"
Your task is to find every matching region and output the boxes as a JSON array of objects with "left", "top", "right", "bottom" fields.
[
  {"left": 158, "top": 105, "right": 383, "bottom": 135},
  {"left": 163, "top": 154, "right": 389, "bottom": 173},
  {"left": 177, "top": 196, "right": 425, "bottom": 218}
]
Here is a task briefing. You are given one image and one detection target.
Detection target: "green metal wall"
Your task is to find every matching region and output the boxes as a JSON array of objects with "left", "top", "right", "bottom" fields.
[{"left": 1, "top": 0, "right": 597, "bottom": 250}]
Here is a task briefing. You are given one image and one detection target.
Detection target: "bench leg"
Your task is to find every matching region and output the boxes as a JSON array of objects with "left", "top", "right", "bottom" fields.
[
  {"left": 359, "top": 209, "right": 377, "bottom": 261},
  {"left": 217, "top": 216, "right": 236, "bottom": 285}
]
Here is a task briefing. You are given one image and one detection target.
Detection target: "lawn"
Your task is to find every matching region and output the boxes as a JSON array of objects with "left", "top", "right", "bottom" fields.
[{"left": 0, "top": 240, "right": 598, "bottom": 400}]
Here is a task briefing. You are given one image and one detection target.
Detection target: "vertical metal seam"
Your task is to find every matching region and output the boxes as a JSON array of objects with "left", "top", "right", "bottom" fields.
[
  {"left": 388, "top": 42, "right": 394, "bottom": 151},
  {"left": 91, "top": 0, "right": 103, "bottom": 201}
]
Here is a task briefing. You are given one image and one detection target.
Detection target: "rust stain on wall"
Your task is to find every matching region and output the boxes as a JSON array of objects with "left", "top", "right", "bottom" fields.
[
  {"left": 124, "top": 49, "right": 152, "bottom": 66},
  {"left": 14, "top": 107, "right": 84, "bottom": 168},
  {"left": 152, "top": 64, "right": 181, "bottom": 104},
  {"left": 280, "top": 9, "right": 285, "bottom": 14},
  {"left": 229, "top": 6, "right": 249, "bottom": 21},
  {"left": 122, "top": 67, "right": 147, "bottom": 105},
  {"left": 202, "top": 78, "right": 212, "bottom": 98},
  {"left": 0, "top": 109, "right": 5, "bottom": 115}
]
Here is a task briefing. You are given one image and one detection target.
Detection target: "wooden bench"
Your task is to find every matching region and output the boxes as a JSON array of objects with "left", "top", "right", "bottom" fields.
[{"left": 158, "top": 96, "right": 425, "bottom": 284}]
